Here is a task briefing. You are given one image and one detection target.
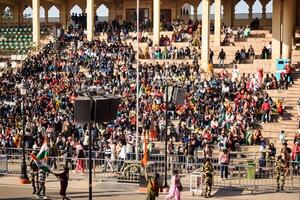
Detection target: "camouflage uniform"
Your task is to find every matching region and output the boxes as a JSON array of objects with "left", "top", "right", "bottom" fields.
[
  {"left": 203, "top": 161, "right": 213, "bottom": 197},
  {"left": 274, "top": 157, "right": 285, "bottom": 191}
]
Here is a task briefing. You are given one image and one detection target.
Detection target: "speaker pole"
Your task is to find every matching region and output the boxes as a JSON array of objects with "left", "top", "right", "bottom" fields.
[
  {"left": 88, "top": 121, "right": 92, "bottom": 200},
  {"left": 164, "top": 84, "right": 168, "bottom": 188},
  {"left": 135, "top": 0, "right": 140, "bottom": 161}
]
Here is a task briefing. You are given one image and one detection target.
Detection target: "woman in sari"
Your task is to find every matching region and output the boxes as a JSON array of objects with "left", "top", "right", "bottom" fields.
[
  {"left": 146, "top": 171, "right": 160, "bottom": 200},
  {"left": 165, "top": 170, "right": 181, "bottom": 200}
]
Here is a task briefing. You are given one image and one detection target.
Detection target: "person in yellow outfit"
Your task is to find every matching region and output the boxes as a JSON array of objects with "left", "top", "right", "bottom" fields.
[{"left": 206, "top": 61, "right": 214, "bottom": 80}]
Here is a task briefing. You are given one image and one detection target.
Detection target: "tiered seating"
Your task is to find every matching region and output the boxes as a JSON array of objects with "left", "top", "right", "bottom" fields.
[
  {"left": 0, "top": 26, "right": 33, "bottom": 55},
  {"left": 0, "top": 26, "right": 50, "bottom": 56}
]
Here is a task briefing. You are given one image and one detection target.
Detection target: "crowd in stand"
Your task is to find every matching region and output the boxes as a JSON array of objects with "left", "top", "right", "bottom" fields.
[{"left": 0, "top": 19, "right": 299, "bottom": 174}]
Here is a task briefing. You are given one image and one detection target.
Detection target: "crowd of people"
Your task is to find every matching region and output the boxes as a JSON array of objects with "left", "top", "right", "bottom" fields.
[{"left": 0, "top": 18, "right": 298, "bottom": 182}]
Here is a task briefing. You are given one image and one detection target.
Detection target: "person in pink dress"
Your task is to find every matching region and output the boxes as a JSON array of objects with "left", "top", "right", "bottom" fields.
[
  {"left": 75, "top": 141, "right": 85, "bottom": 173},
  {"left": 165, "top": 170, "right": 181, "bottom": 200}
]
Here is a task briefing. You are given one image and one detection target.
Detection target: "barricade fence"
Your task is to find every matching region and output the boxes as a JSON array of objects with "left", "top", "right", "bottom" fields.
[{"left": 1, "top": 147, "right": 300, "bottom": 192}]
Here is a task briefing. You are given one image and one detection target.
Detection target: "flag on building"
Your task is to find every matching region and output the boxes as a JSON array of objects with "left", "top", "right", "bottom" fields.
[{"left": 30, "top": 154, "right": 51, "bottom": 173}]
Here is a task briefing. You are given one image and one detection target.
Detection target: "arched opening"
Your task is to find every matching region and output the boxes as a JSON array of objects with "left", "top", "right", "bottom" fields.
[
  {"left": 196, "top": 2, "right": 223, "bottom": 20},
  {"left": 266, "top": 0, "right": 272, "bottom": 19},
  {"left": 209, "top": 3, "right": 224, "bottom": 20},
  {"left": 23, "top": 6, "right": 33, "bottom": 19},
  {"left": 40, "top": 6, "right": 45, "bottom": 22},
  {"left": 70, "top": 4, "right": 83, "bottom": 16},
  {"left": 234, "top": 0, "right": 249, "bottom": 19},
  {"left": 2, "top": 6, "right": 13, "bottom": 20},
  {"left": 96, "top": 4, "right": 109, "bottom": 22},
  {"left": 48, "top": 5, "right": 60, "bottom": 22},
  {"left": 252, "top": 0, "right": 263, "bottom": 19},
  {"left": 181, "top": 3, "right": 194, "bottom": 17}
]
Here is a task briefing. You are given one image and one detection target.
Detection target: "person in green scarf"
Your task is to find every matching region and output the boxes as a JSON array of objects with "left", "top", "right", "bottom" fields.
[{"left": 145, "top": 170, "right": 160, "bottom": 200}]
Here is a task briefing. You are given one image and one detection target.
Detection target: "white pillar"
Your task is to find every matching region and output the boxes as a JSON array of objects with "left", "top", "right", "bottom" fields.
[
  {"left": 271, "top": 0, "right": 282, "bottom": 71},
  {"left": 32, "top": 0, "right": 40, "bottom": 47},
  {"left": 214, "top": 0, "right": 221, "bottom": 46},
  {"left": 202, "top": 0, "right": 210, "bottom": 71},
  {"left": 45, "top": 7, "right": 49, "bottom": 23},
  {"left": 60, "top": 2, "right": 68, "bottom": 26},
  {"left": 153, "top": 0, "right": 160, "bottom": 46},
  {"left": 223, "top": 1, "right": 232, "bottom": 27},
  {"left": 87, "top": 0, "right": 94, "bottom": 41},
  {"left": 282, "top": 0, "right": 296, "bottom": 59}
]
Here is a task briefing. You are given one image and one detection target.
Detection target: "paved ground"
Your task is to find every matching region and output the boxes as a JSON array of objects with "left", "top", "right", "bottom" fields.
[{"left": 0, "top": 176, "right": 299, "bottom": 200}]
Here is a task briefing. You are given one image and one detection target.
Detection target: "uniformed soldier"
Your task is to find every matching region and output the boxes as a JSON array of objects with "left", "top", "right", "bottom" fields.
[
  {"left": 29, "top": 152, "right": 39, "bottom": 194},
  {"left": 202, "top": 158, "right": 214, "bottom": 198},
  {"left": 274, "top": 155, "right": 285, "bottom": 192}
]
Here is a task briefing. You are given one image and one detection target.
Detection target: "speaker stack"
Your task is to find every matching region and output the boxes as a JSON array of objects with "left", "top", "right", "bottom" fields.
[{"left": 74, "top": 95, "right": 121, "bottom": 123}]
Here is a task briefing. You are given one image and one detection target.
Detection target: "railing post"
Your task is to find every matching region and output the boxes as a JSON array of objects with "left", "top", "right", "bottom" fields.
[{"left": 93, "top": 158, "right": 96, "bottom": 182}]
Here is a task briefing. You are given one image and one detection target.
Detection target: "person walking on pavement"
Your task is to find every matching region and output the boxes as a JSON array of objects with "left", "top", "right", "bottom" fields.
[
  {"left": 202, "top": 158, "right": 214, "bottom": 198},
  {"left": 36, "top": 169, "right": 47, "bottom": 199},
  {"left": 53, "top": 165, "right": 70, "bottom": 200},
  {"left": 165, "top": 170, "right": 182, "bottom": 200},
  {"left": 145, "top": 169, "right": 160, "bottom": 200},
  {"left": 29, "top": 152, "right": 39, "bottom": 194}
]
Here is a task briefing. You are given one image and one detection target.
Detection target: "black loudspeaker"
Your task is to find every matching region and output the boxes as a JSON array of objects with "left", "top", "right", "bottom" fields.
[
  {"left": 92, "top": 96, "right": 110, "bottom": 123},
  {"left": 92, "top": 96, "right": 121, "bottom": 123},
  {"left": 106, "top": 95, "right": 121, "bottom": 121},
  {"left": 173, "top": 88, "right": 187, "bottom": 105},
  {"left": 74, "top": 97, "right": 92, "bottom": 123}
]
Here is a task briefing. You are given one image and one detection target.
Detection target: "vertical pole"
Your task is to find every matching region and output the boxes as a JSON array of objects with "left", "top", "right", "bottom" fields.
[
  {"left": 135, "top": 0, "right": 140, "bottom": 161},
  {"left": 89, "top": 122, "right": 92, "bottom": 200},
  {"left": 20, "top": 99, "right": 29, "bottom": 184},
  {"left": 164, "top": 84, "right": 168, "bottom": 187}
]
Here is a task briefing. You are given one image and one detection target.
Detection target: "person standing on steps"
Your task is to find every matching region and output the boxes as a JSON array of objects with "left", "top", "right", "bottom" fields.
[{"left": 218, "top": 49, "right": 226, "bottom": 68}]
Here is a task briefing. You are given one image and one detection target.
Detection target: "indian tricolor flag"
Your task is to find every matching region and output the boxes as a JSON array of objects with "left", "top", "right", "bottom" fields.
[
  {"left": 30, "top": 154, "right": 51, "bottom": 173},
  {"left": 37, "top": 142, "right": 49, "bottom": 160}
]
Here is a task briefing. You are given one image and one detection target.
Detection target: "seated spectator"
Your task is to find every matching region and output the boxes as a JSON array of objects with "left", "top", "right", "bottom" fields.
[{"left": 243, "top": 26, "right": 251, "bottom": 38}]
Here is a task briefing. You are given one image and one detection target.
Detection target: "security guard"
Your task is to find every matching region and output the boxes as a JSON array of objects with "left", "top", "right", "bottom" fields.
[
  {"left": 202, "top": 158, "right": 214, "bottom": 198},
  {"left": 274, "top": 155, "right": 285, "bottom": 192}
]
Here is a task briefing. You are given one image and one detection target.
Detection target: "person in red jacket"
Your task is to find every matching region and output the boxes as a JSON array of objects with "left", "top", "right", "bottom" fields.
[{"left": 261, "top": 99, "right": 270, "bottom": 123}]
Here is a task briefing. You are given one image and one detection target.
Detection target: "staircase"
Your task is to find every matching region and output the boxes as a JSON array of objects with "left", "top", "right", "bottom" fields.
[{"left": 262, "top": 73, "right": 300, "bottom": 148}]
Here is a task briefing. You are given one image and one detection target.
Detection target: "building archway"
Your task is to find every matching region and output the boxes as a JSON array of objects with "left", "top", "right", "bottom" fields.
[
  {"left": 2, "top": 6, "right": 13, "bottom": 20},
  {"left": 234, "top": 0, "right": 249, "bottom": 19},
  {"left": 181, "top": 3, "right": 194, "bottom": 17},
  {"left": 252, "top": 0, "right": 263, "bottom": 19},
  {"left": 96, "top": 4, "right": 109, "bottom": 22},
  {"left": 40, "top": 6, "right": 45, "bottom": 21},
  {"left": 266, "top": 0, "right": 272, "bottom": 19},
  {"left": 23, "top": 6, "right": 33, "bottom": 19},
  {"left": 70, "top": 4, "right": 83, "bottom": 16},
  {"left": 48, "top": 5, "right": 60, "bottom": 22}
]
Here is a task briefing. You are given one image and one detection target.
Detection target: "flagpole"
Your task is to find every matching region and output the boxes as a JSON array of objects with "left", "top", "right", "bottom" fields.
[{"left": 135, "top": 0, "right": 140, "bottom": 161}]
